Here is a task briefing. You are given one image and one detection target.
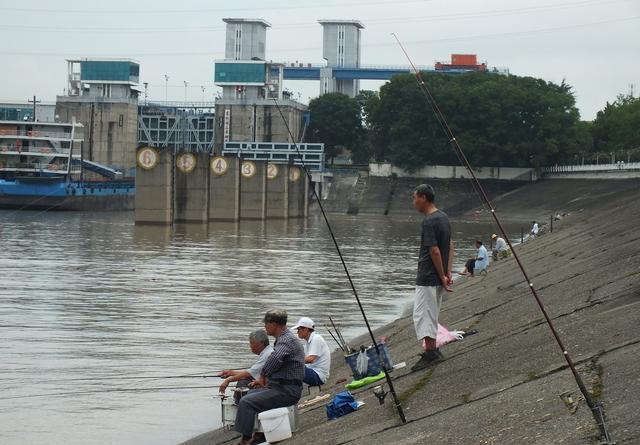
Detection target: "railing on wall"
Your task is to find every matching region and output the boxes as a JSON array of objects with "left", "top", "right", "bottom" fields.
[{"left": 540, "top": 162, "right": 640, "bottom": 174}]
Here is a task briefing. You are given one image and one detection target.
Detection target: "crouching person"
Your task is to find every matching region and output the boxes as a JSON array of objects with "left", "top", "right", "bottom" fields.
[{"left": 235, "top": 309, "right": 305, "bottom": 445}]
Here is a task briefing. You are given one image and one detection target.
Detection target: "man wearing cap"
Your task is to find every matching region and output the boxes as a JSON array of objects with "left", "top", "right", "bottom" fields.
[
  {"left": 491, "top": 234, "right": 508, "bottom": 261},
  {"left": 294, "top": 317, "right": 331, "bottom": 386},
  {"left": 234, "top": 309, "right": 305, "bottom": 445}
]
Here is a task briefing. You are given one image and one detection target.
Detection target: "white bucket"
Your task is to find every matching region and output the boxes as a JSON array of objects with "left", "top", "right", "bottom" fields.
[{"left": 257, "top": 407, "right": 292, "bottom": 442}]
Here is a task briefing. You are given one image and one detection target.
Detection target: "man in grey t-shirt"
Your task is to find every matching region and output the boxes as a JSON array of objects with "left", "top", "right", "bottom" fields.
[{"left": 411, "top": 184, "right": 454, "bottom": 371}]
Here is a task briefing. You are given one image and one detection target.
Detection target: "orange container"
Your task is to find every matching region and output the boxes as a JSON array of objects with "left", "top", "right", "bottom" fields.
[{"left": 451, "top": 54, "right": 477, "bottom": 66}]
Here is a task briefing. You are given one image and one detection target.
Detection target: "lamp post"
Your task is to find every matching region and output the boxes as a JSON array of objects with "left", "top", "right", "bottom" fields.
[
  {"left": 183, "top": 81, "right": 188, "bottom": 104},
  {"left": 164, "top": 75, "right": 169, "bottom": 103},
  {"left": 143, "top": 82, "right": 148, "bottom": 106},
  {"left": 201, "top": 85, "right": 205, "bottom": 102}
]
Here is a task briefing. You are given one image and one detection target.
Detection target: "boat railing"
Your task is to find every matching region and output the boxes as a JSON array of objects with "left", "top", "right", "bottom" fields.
[
  {"left": 0, "top": 146, "right": 73, "bottom": 156},
  {"left": 0, "top": 161, "right": 75, "bottom": 172},
  {"left": 0, "top": 129, "right": 76, "bottom": 140}
]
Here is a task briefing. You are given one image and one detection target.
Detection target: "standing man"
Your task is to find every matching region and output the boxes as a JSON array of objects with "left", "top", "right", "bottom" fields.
[
  {"left": 234, "top": 309, "right": 305, "bottom": 445},
  {"left": 491, "top": 233, "right": 508, "bottom": 260},
  {"left": 411, "top": 184, "right": 454, "bottom": 371},
  {"left": 218, "top": 330, "right": 273, "bottom": 396},
  {"left": 530, "top": 220, "right": 539, "bottom": 238},
  {"left": 293, "top": 317, "right": 331, "bottom": 386}
]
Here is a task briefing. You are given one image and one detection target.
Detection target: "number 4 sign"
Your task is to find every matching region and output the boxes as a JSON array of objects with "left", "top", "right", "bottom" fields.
[{"left": 210, "top": 156, "right": 229, "bottom": 176}]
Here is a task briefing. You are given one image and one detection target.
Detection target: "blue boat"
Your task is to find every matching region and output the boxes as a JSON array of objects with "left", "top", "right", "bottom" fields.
[{"left": 0, "top": 119, "right": 134, "bottom": 210}]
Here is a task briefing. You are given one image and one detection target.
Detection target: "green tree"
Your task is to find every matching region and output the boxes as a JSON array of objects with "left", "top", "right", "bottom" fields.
[
  {"left": 307, "top": 93, "right": 363, "bottom": 164},
  {"left": 591, "top": 94, "right": 640, "bottom": 158},
  {"left": 365, "top": 72, "right": 588, "bottom": 171}
]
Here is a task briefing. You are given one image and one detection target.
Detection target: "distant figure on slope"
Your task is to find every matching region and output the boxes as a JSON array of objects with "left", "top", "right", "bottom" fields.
[
  {"left": 530, "top": 220, "right": 539, "bottom": 238},
  {"left": 459, "top": 240, "right": 489, "bottom": 276},
  {"left": 411, "top": 184, "right": 454, "bottom": 371},
  {"left": 293, "top": 316, "right": 331, "bottom": 387},
  {"left": 492, "top": 234, "right": 509, "bottom": 261}
]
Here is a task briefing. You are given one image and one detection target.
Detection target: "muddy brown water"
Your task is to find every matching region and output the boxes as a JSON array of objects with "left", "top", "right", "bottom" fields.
[{"left": 0, "top": 210, "right": 525, "bottom": 445}]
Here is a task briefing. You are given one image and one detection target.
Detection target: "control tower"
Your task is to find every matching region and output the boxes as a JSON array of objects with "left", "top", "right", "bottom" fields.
[
  {"left": 318, "top": 20, "right": 364, "bottom": 97},
  {"left": 56, "top": 59, "right": 140, "bottom": 176},
  {"left": 213, "top": 18, "right": 306, "bottom": 149}
]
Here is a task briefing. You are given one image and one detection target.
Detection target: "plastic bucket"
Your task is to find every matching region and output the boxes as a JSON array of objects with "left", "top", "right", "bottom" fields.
[{"left": 258, "top": 407, "right": 292, "bottom": 442}]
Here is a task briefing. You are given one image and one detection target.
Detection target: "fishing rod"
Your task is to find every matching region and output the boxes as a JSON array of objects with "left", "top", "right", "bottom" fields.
[
  {"left": 0, "top": 384, "right": 225, "bottom": 402},
  {"left": 392, "top": 34, "right": 613, "bottom": 443},
  {"left": 271, "top": 98, "right": 407, "bottom": 424}
]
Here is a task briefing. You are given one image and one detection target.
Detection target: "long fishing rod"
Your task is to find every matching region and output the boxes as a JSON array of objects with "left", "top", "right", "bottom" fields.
[
  {"left": 271, "top": 98, "right": 407, "bottom": 424},
  {"left": 0, "top": 384, "right": 225, "bottom": 402},
  {"left": 392, "top": 34, "right": 613, "bottom": 443}
]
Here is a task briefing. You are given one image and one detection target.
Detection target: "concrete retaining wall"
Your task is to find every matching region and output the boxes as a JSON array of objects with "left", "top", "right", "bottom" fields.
[
  {"left": 240, "top": 161, "right": 267, "bottom": 220},
  {"left": 370, "top": 163, "right": 537, "bottom": 182},
  {"left": 266, "top": 164, "right": 288, "bottom": 219}
]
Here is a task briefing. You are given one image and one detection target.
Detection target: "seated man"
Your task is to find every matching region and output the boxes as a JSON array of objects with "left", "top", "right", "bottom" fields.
[
  {"left": 293, "top": 317, "right": 331, "bottom": 386},
  {"left": 459, "top": 240, "right": 489, "bottom": 276},
  {"left": 491, "top": 233, "right": 508, "bottom": 261},
  {"left": 474, "top": 240, "right": 489, "bottom": 274},
  {"left": 235, "top": 309, "right": 305, "bottom": 445},
  {"left": 218, "top": 330, "right": 273, "bottom": 399}
]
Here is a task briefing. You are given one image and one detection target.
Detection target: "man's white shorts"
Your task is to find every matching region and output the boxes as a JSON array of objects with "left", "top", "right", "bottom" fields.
[{"left": 413, "top": 285, "right": 444, "bottom": 340}]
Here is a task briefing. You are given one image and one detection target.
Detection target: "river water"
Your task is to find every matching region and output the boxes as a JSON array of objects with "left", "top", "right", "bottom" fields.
[{"left": 0, "top": 210, "right": 523, "bottom": 445}]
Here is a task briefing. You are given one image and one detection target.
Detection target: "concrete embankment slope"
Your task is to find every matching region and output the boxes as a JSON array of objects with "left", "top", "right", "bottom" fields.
[
  {"left": 183, "top": 179, "right": 640, "bottom": 445},
  {"left": 324, "top": 172, "right": 529, "bottom": 216}
]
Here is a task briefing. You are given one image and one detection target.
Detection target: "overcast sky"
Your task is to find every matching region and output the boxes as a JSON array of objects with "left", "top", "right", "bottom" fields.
[{"left": 1, "top": 0, "right": 638, "bottom": 120}]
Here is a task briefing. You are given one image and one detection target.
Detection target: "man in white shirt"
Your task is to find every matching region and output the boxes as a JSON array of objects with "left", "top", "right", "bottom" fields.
[
  {"left": 218, "top": 330, "right": 274, "bottom": 395},
  {"left": 293, "top": 317, "right": 331, "bottom": 386},
  {"left": 530, "top": 221, "right": 539, "bottom": 238},
  {"left": 491, "top": 233, "right": 508, "bottom": 260}
]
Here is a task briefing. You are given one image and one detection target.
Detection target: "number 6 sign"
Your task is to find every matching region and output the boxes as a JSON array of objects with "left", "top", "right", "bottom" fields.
[{"left": 137, "top": 147, "right": 159, "bottom": 170}]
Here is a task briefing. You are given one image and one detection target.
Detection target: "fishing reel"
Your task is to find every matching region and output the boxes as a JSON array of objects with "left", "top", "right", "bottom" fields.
[{"left": 372, "top": 384, "right": 388, "bottom": 405}]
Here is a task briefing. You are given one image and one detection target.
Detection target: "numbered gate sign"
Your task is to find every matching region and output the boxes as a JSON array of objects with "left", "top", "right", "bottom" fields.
[
  {"left": 241, "top": 161, "right": 257, "bottom": 178},
  {"left": 289, "top": 166, "right": 301, "bottom": 182},
  {"left": 210, "top": 156, "right": 229, "bottom": 176},
  {"left": 176, "top": 153, "right": 197, "bottom": 173},
  {"left": 267, "top": 163, "right": 279, "bottom": 180},
  {"left": 137, "top": 147, "right": 159, "bottom": 170}
]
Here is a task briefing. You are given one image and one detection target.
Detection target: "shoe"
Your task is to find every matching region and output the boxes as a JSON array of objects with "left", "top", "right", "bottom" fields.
[
  {"left": 411, "top": 349, "right": 444, "bottom": 371},
  {"left": 250, "top": 432, "right": 266, "bottom": 444}
]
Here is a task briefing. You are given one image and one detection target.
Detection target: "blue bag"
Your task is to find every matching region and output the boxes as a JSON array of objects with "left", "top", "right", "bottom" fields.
[{"left": 326, "top": 391, "right": 359, "bottom": 420}]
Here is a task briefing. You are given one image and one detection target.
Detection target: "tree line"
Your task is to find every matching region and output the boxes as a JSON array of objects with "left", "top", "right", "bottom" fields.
[{"left": 306, "top": 72, "right": 640, "bottom": 170}]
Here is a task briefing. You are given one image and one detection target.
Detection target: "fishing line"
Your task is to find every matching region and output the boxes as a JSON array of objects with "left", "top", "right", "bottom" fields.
[
  {"left": 392, "top": 33, "right": 613, "bottom": 443},
  {"left": 0, "top": 384, "right": 224, "bottom": 402},
  {"left": 271, "top": 98, "right": 407, "bottom": 424}
]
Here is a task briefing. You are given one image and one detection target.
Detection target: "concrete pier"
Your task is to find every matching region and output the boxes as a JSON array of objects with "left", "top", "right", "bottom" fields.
[
  {"left": 240, "top": 160, "right": 267, "bottom": 220},
  {"left": 209, "top": 156, "right": 241, "bottom": 222},
  {"left": 266, "top": 164, "right": 288, "bottom": 219},
  {"left": 287, "top": 166, "right": 305, "bottom": 218},
  {"left": 135, "top": 148, "right": 174, "bottom": 225},
  {"left": 174, "top": 153, "right": 210, "bottom": 223}
]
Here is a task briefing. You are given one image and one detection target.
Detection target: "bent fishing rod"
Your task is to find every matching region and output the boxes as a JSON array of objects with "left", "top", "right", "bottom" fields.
[
  {"left": 271, "top": 99, "right": 407, "bottom": 424},
  {"left": 392, "top": 34, "right": 612, "bottom": 443}
]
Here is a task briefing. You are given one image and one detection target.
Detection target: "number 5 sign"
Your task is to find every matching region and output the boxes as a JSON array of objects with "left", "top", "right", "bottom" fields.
[{"left": 210, "top": 156, "right": 229, "bottom": 176}]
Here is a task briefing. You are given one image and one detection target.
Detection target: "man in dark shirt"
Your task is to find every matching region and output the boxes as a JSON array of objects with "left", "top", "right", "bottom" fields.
[
  {"left": 411, "top": 184, "right": 454, "bottom": 371},
  {"left": 234, "top": 309, "right": 305, "bottom": 445}
]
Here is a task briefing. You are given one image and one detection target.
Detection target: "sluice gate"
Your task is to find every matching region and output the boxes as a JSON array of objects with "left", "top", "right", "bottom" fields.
[{"left": 135, "top": 149, "right": 308, "bottom": 224}]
